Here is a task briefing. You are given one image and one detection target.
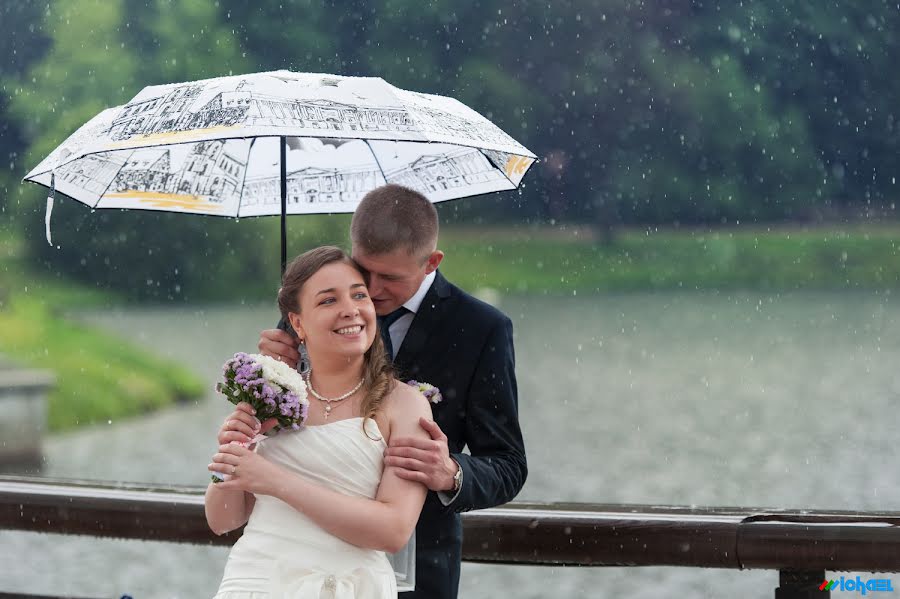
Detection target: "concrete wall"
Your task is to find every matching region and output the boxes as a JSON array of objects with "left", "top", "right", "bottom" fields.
[{"left": 0, "top": 365, "right": 54, "bottom": 471}]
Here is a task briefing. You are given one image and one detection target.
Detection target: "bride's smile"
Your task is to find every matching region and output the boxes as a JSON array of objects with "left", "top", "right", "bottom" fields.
[{"left": 333, "top": 323, "right": 366, "bottom": 342}]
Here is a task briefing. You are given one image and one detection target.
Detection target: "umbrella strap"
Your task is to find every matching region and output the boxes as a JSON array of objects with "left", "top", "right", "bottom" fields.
[{"left": 45, "top": 171, "right": 56, "bottom": 247}]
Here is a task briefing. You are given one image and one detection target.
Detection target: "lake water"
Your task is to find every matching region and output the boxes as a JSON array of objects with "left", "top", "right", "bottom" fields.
[{"left": 1, "top": 291, "right": 898, "bottom": 598}]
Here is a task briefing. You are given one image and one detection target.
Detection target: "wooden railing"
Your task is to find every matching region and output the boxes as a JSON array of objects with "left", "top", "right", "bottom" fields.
[{"left": 1, "top": 476, "right": 899, "bottom": 598}]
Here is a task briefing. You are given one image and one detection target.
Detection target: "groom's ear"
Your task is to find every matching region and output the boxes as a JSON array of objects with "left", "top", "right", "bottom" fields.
[{"left": 424, "top": 250, "right": 444, "bottom": 274}]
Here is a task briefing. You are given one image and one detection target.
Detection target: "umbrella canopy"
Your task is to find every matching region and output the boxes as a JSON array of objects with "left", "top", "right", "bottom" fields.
[{"left": 24, "top": 70, "right": 535, "bottom": 216}]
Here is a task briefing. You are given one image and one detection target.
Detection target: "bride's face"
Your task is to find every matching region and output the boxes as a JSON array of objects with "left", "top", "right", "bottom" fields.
[{"left": 290, "top": 262, "right": 377, "bottom": 360}]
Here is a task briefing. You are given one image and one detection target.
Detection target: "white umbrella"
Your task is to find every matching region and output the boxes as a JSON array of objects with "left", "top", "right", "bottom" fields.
[{"left": 24, "top": 70, "right": 536, "bottom": 273}]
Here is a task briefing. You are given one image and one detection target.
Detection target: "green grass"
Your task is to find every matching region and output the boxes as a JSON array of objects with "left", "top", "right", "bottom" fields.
[
  {"left": 1, "top": 221, "right": 898, "bottom": 431},
  {"left": 0, "top": 228, "right": 204, "bottom": 431},
  {"left": 439, "top": 225, "right": 900, "bottom": 293}
]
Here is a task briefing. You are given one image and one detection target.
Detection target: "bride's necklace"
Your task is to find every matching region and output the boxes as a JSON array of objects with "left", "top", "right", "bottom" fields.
[{"left": 307, "top": 374, "right": 365, "bottom": 420}]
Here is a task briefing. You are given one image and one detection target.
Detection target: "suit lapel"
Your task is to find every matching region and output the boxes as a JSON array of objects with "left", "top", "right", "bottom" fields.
[{"left": 393, "top": 270, "right": 451, "bottom": 371}]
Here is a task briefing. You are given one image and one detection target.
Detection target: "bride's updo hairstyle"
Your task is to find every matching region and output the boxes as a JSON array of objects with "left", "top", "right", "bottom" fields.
[{"left": 278, "top": 246, "right": 394, "bottom": 425}]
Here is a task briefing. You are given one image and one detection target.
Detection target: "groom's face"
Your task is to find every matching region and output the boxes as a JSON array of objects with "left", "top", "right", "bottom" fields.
[{"left": 352, "top": 247, "right": 439, "bottom": 316}]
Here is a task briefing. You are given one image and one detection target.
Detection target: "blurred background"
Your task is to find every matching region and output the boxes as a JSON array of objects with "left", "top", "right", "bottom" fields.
[{"left": 0, "top": 1, "right": 898, "bottom": 597}]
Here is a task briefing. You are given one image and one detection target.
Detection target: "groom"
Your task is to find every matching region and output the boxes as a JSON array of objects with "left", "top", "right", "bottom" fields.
[{"left": 258, "top": 184, "right": 527, "bottom": 599}]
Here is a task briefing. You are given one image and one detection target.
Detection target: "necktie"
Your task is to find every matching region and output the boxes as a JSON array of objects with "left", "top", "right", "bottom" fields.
[{"left": 378, "top": 307, "right": 409, "bottom": 359}]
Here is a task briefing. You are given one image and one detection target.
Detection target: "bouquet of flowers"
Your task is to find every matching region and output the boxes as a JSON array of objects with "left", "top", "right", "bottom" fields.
[{"left": 211, "top": 352, "right": 309, "bottom": 482}]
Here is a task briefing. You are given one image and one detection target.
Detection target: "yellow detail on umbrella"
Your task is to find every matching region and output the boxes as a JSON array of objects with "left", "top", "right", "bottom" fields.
[
  {"left": 504, "top": 155, "right": 533, "bottom": 178},
  {"left": 105, "top": 191, "right": 226, "bottom": 213}
]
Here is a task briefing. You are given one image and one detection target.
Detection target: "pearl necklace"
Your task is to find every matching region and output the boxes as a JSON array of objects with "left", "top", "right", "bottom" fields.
[{"left": 307, "top": 375, "right": 365, "bottom": 420}]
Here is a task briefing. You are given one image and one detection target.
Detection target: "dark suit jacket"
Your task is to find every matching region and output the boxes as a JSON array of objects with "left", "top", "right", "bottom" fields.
[{"left": 394, "top": 271, "right": 528, "bottom": 599}]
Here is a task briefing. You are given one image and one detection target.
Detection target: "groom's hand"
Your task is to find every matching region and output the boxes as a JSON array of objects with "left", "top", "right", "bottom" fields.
[
  {"left": 385, "top": 418, "right": 458, "bottom": 492},
  {"left": 258, "top": 328, "right": 299, "bottom": 369}
]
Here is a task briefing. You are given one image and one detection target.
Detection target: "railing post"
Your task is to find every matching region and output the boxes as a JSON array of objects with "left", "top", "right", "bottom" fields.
[
  {"left": 775, "top": 569, "right": 828, "bottom": 599},
  {"left": 0, "top": 367, "right": 54, "bottom": 473}
]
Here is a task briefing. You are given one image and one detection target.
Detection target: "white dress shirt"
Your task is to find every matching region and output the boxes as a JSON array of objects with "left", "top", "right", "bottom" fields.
[{"left": 385, "top": 270, "right": 435, "bottom": 357}]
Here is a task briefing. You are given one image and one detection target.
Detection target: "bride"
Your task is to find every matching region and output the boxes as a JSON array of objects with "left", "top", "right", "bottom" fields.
[{"left": 206, "top": 245, "right": 432, "bottom": 599}]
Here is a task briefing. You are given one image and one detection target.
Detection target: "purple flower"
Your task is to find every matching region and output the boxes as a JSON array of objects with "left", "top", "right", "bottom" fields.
[{"left": 215, "top": 353, "right": 309, "bottom": 441}]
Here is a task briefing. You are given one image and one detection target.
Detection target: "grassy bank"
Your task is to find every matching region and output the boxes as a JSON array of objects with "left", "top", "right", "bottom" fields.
[
  {"left": 439, "top": 224, "right": 900, "bottom": 293},
  {"left": 1, "top": 222, "right": 897, "bottom": 431},
  {"left": 168, "top": 220, "right": 900, "bottom": 301},
  {"left": 0, "top": 232, "right": 204, "bottom": 431}
]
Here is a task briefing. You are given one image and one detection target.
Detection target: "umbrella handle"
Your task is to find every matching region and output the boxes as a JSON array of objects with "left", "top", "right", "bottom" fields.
[
  {"left": 45, "top": 171, "right": 56, "bottom": 247},
  {"left": 280, "top": 136, "right": 287, "bottom": 277}
]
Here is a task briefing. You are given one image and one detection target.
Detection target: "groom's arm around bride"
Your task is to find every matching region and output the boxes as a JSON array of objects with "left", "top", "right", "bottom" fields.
[{"left": 385, "top": 290, "right": 525, "bottom": 513}]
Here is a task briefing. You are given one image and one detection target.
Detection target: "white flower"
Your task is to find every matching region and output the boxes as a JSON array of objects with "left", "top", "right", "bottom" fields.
[{"left": 252, "top": 353, "right": 308, "bottom": 401}]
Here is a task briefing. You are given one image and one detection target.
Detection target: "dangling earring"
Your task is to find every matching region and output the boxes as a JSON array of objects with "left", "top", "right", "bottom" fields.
[{"left": 297, "top": 338, "right": 311, "bottom": 377}]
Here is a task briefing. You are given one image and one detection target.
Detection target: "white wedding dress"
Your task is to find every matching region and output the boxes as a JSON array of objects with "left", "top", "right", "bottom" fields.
[{"left": 213, "top": 417, "right": 397, "bottom": 599}]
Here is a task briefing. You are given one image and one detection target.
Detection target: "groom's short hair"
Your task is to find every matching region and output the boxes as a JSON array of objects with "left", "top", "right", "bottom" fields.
[{"left": 351, "top": 184, "right": 438, "bottom": 259}]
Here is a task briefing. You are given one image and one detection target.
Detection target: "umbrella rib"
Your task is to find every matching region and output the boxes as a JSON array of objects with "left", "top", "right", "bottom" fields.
[
  {"left": 234, "top": 137, "right": 258, "bottom": 218},
  {"left": 363, "top": 140, "right": 390, "bottom": 187},
  {"left": 480, "top": 148, "right": 518, "bottom": 189},
  {"left": 93, "top": 148, "right": 138, "bottom": 209}
]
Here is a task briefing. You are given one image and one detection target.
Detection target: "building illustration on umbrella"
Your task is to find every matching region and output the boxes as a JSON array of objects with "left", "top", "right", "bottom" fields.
[
  {"left": 103, "top": 76, "right": 520, "bottom": 149},
  {"left": 243, "top": 164, "right": 381, "bottom": 207},
  {"left": 112, "top": 142, "right": 246, "bottom": 199},
  {"left": 107, "top": 81, "right": 418, "bottom": 141},
  {"left": 386, "top": 150, "right": 506, "bottom": 194},
  {"left": 49, "top": 140, "right": 252, "bottom": 213}
]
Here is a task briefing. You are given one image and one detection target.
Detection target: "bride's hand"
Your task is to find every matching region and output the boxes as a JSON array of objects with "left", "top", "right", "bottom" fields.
[
  {"left": 218, "top": 402, "right": 277, "bottom": 445},
  {"left": 209, "top": 443, "right": 283, "bottom": 496}
]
